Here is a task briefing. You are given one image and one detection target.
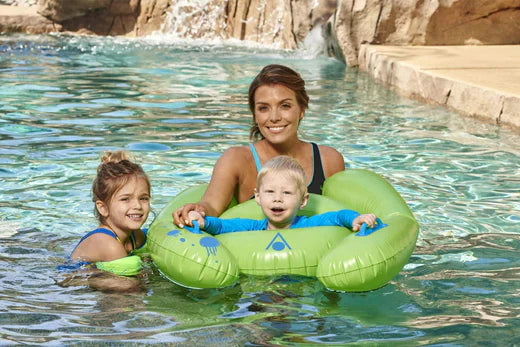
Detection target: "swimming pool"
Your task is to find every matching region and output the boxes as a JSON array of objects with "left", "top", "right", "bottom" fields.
[{"left": 1, "top": 34, "right": 519, "bottom": 345}]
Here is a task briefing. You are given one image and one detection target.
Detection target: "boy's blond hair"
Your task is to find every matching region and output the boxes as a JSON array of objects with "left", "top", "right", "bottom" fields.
[{"left": 256, "top": 155, "right": 307, "bottom": 196}]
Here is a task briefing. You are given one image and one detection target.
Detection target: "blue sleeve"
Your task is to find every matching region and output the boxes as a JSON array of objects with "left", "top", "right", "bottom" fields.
[
  {"left": 203, "top": 216, "right": 267, "bottom": 235},
  {"left": 291, "top": 209, "right": 360, "bottom": 229}
]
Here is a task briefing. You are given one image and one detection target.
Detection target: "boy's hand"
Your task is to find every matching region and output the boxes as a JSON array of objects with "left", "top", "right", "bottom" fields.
[
  {"left": 174, "top": 203, "right": 206, "bottom": 227},
  {"left": 187, "top": 210, "right": 205, "bottom": 229},
  {"left": 352, "top": 214, "right": 377, "bottom": 232}
]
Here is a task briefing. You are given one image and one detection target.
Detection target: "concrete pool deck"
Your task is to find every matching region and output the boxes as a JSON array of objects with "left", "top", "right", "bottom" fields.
[{"left": 359, "top": 45, "right": 520, "bottom": 131}]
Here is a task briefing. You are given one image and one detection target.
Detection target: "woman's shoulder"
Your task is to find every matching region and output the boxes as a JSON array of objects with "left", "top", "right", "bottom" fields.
[
  {"left": 222, "top": 144, "right": 251, "bottom": 155},
  {"left": 316, "top": 144, "right": 345, "bottom": 176},
  {"left": 317, "top": 144, "right": 342, "bottom": 156},
  {"left": 217, "top": 144, "right": 253, "bottom": 164}
]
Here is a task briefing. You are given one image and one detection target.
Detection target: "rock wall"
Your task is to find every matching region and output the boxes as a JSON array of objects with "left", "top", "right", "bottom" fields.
[
  {"left": 35, "top": 0, "right": 170, "bottom": 36},
  {"left": 330, "top": 0, "right": 520, "bottom": 66},
  {"left": 37, "top": 0, "right": 335, "bottom": 49},
  {"left": 2, "top": 0, "right": 520, "bottom": 63},
  {"left": 31, "top": 0, "right": 335, "bottom": 45}
]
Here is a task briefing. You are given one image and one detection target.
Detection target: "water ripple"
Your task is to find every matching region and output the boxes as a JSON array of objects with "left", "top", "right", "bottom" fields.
[{"left": 0, "top": 34, "right": 519, "bottom": 345}]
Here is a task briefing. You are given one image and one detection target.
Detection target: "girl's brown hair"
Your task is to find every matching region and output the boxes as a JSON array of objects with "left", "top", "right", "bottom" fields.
[
  {"left": 248, "top": 64, "right": 309, "bottom": 140},
  {"left": 92, "top": 150, "right": 150, "bottom": 222}
]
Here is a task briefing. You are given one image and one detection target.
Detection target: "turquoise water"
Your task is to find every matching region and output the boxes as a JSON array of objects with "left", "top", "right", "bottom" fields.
[{"left": 1, "top": 34, "right": 519, "bottom": 345}]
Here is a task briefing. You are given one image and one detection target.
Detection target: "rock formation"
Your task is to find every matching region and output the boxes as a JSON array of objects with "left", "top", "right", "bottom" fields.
[
  {"left": 330, "top": 0, "right": 520, "bottom": 66},
  {"left": 26, "top": 0, "right": 335, "bottom": 46},
  {"left": 33, "top": 0, "right": 170, "bottom": 36},
  {"left": 3, "top": 0, "right": 519, "bottom": 64}
]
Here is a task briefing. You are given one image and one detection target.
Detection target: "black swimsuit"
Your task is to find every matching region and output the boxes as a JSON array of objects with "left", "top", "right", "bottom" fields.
[{"left": 248, "top": 142, "right": 326, "bottom": 195}]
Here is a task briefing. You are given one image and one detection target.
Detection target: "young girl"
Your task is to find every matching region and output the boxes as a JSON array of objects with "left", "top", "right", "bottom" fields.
[{"left": 69, "top": 150, "right": 150, "bottom": 263}]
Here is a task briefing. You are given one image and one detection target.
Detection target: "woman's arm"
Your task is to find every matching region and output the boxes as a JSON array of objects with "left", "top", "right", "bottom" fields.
[{"left": 173, "top": 147, "right": 247, "bottom": 227}]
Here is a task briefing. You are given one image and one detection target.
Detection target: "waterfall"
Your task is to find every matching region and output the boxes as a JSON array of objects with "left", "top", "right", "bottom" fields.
[
  {"left": 158, "top": 0, "right": 331, "bottom": 57},
  {"left": 160, "top": 0, "right": 229, "bottom": 42}
]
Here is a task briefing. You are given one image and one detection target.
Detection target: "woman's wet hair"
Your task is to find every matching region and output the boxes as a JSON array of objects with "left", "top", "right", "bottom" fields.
[
  {"left": 92, "top": 150, "right": 150, "bottom": 223},
  {"left": 248, "top": 64, "right": 309, "bottom": 140}
]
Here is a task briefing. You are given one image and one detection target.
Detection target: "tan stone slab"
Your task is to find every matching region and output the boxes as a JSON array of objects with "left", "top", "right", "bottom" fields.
[
  {"left": 0, "top": 5, "right": 60, "bottom": 34},
  {"left": 358, "top": 44, "right": 520, "bottom": 131},
  {"left": 365, "top": 45, "right": 520, "bottom": 69},
  {"left": 0, "top": 5, "right": 37, "bottom": 16}
]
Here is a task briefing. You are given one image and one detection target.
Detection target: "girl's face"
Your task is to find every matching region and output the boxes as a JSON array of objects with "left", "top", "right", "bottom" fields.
[
  {"left": 253, "top": 84, "right": 305, "bottom": 144},
  {"left": 254, "top": 171, "right": 308, "bottom": 230},
  {"left": 96, "top": 176, "right": 150, "bottom": 235}
]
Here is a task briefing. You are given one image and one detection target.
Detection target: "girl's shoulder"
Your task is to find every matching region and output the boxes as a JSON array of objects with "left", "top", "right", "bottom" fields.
[{"left": 70, "top": 228, "right": 126, "bottom": 262}]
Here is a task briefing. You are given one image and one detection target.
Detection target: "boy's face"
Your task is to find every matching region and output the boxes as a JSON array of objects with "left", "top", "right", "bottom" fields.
[{"left": 254, "top": 171, "right": 308, "bottom": 230}]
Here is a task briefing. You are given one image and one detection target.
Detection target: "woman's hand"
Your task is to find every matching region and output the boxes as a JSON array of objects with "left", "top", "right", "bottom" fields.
[
  {"left": 173, "top": 203, "right": 206, "bottom": 228},
  {"left": 352, "top": 214, "right": 377, "bottom": 232}
]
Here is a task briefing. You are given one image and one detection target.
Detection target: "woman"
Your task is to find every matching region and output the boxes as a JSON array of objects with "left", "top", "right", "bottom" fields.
[{"left": 173, "top": 64, "right": 345, "bottom": 227}]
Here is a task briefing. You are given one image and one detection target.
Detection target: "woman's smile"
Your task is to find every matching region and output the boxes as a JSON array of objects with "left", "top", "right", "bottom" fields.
[{"left": 267, "top": 125, "right": 287, "bottom": 133}]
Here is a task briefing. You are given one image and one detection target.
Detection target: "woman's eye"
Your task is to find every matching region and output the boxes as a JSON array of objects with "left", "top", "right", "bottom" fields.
[{"left": 140, "top": 197, "right": 150, "bottom": 201}]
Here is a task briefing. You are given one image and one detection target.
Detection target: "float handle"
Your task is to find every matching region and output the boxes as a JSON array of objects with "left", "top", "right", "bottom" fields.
[{"left": 356, "top": 217, "right": 387, "bottom": 237}]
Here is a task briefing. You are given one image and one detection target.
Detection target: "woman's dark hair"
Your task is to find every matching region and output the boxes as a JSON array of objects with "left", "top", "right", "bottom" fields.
[{"left": 248, "top": 64, "right": 309, "bottom": 140}]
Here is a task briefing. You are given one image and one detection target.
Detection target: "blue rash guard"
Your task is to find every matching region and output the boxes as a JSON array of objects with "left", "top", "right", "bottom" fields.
[{"left": 201, "top": 209, "right": 361, "bottom": 235}]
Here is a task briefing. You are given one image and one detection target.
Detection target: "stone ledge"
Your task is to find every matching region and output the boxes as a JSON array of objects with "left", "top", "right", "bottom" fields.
[
  {"left": 0, "top": 5, "right": 60, "bottom": 33},
  {"left": 358, "top": 44, "right": 520, "bottom": 132}
]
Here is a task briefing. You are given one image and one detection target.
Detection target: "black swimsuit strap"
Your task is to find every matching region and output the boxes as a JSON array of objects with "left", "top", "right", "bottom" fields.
[{"left": 307, "top": 143, "right": 326, "bottom": 195}]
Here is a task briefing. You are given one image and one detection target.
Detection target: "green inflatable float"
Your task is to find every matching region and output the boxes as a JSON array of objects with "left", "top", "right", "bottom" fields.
[{"left": 147, "top": 169, "right": 420, "bottom": 292}]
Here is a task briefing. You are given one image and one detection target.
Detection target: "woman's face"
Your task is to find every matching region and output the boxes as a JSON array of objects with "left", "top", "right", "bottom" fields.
[{"left": 253, "top": 84, "right": 305, "bottom": 144}]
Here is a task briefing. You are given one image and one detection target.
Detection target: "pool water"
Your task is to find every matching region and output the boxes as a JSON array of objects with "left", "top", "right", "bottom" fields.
[{"left": 1, "top": 34, "right": 519, "bottom": 345}]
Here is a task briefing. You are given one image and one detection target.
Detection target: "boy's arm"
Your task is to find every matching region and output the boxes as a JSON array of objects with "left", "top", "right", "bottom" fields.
[
  {"left": 202, "top": 217, "right": 265, "bottom": 235},
  {"left": 293, "top": 210, "right": 378, "bottom": 231},
  {"left": 351, "top": 214, "right": 377, "bottom": 231},
  {"left": 295, "top": 210, "right": 360, "bottom": 229},
  {"left": 334, "top": 209, "right": 361, "bottom": 229},
  {"left": 335, "top": 210, "right": 377, "bottom": 231}
]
